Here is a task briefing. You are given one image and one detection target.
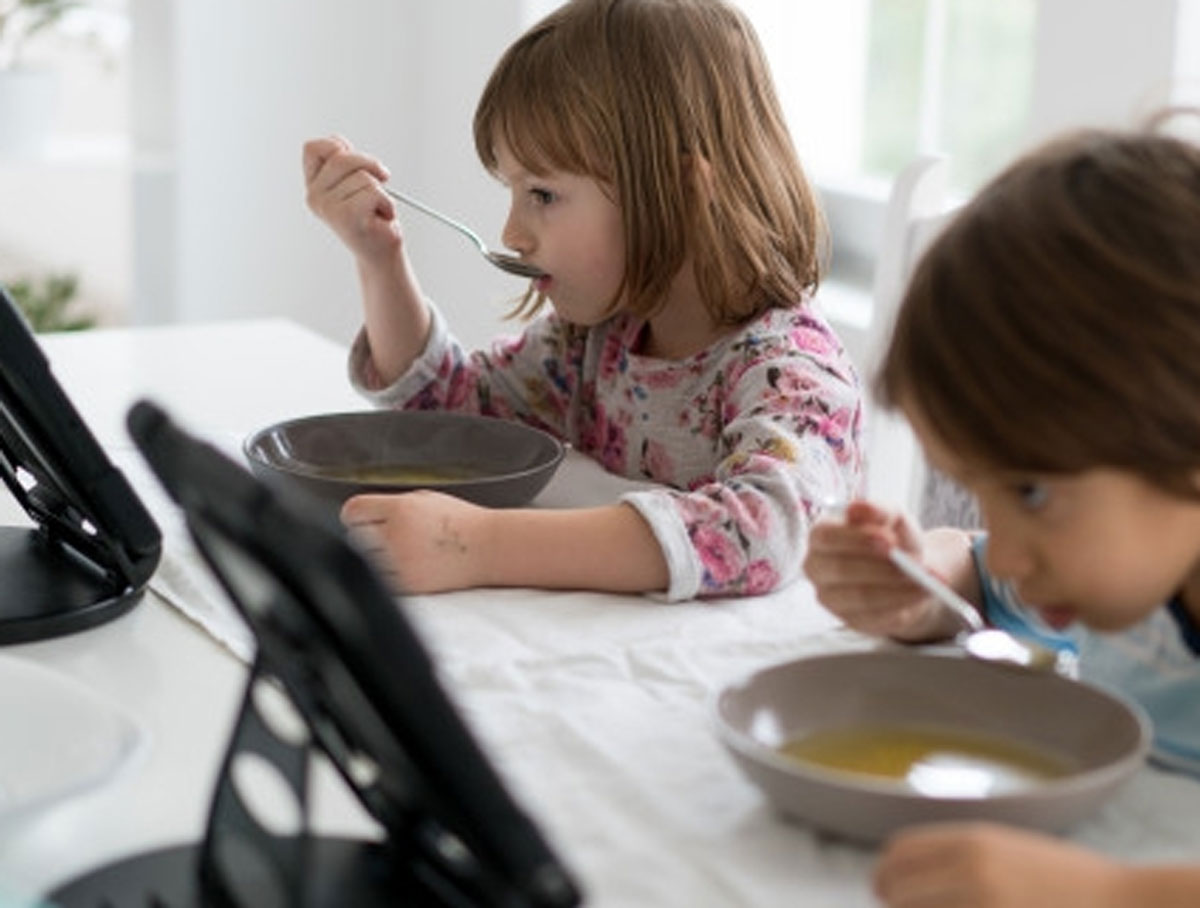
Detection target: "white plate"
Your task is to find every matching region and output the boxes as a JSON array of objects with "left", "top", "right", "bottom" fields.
[{"left": 0, "top": 656, "right": 145, "bottom": 828}]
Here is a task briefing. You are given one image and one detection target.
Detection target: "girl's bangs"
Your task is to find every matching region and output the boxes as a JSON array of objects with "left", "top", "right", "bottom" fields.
[
  {"left": 487, "top": 93, "right": 610, "bottom": 182},
  {"left": 476, "top": 28, "right": 610, "bottom": 181}
]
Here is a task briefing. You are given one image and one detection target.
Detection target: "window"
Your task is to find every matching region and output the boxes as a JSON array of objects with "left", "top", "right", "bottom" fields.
[
  {"left": 0, "top": 1, "right": 131, "bottom": 326},
  {"left": 739, "top": 0, "right": 1035, "bottom": 196},
  {"left": 861, "top": 0, "right": 1036, "bottom": 194}
]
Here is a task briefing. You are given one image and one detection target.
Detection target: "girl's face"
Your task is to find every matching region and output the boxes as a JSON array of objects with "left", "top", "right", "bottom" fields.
[
  {"left": 907, "top": 403, "right": 1200, "bottom": 632},
  {"left": 492, "top": 140, "right": 626, "bottom": 326}
]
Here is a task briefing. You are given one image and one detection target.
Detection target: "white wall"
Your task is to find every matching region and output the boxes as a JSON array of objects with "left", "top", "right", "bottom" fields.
[
  {"left": 23, "top": 0, "right": 1198, "bottom": 349},
  {"left": 1027, "top": 0, "right": 1190, "bottom": 144},
  {"left": 135, "top": 0, "right": 530, "bottom": 349}
]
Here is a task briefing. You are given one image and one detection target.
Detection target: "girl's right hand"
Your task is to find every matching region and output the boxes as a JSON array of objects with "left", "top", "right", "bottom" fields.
[
  {"left": 303, "top": 136, "right": 400, "bottom": 268},
  {"left": 803, "top": 500, "right": 970, "bottom": 642}
]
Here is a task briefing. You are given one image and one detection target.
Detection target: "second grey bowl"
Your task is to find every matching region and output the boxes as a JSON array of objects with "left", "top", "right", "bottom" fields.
[{"left": 714, "top": 649, "right": 1150, "bottom": 844}]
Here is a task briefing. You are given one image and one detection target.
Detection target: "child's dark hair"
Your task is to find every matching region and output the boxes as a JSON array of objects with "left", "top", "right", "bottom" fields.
[
  {"left": 878, "top": 126, "right": 1200, "bottom": 499},
  {"left": 473, "top": 0, "right": 827, "bottom": 324}
]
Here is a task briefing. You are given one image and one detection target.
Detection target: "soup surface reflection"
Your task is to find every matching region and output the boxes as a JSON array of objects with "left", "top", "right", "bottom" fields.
[
  {"left": 780, "top": 724, "right": 1075, "bottom": 797},
  {"left": 316, "top": 464, "right": 488, "bottom": 484}
]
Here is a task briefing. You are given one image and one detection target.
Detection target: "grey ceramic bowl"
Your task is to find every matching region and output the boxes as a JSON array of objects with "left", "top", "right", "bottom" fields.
[
  {"left": 714, "top": 649, "right": 1150, "bottom": 844},
  {"left": 244, "top": 410, "right": 565, "bottom": 515}
]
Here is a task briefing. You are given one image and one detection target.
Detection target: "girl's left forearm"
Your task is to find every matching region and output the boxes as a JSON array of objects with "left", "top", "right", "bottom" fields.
[{"left": 476, "top": 504, "right": 670, "bottom": 593}]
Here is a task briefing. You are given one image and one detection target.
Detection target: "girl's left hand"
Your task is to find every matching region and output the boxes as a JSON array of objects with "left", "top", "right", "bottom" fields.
[
  {"left": 874, "top": 821, "right": 1124, "bottom": 907},
  {"left": 341, "top": 490, "right": 492, "bottom": 594}
]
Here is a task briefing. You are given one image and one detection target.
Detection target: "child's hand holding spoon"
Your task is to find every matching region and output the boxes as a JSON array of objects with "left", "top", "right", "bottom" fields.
[{"left": 813, "top": 500, "right": 1072, "bottom": 674}]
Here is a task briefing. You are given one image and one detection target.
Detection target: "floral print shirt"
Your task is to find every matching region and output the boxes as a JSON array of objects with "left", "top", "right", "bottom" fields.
[{"left": 349, "top": 300, "right": 864, "bottom": 600}]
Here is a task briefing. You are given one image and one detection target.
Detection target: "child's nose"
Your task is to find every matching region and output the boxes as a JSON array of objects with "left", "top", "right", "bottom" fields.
[{"left": 501, "top": 209, "right": 533, "bottom": 255}]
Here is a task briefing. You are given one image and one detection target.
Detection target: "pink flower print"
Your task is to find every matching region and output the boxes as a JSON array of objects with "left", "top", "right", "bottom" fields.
[
  {"left": 641, "top": 367, "right": 687, "bottom": 390},
  {"left": 598, "top": 336, "right": 625, "bottom": 380},
  {"left": 790, "top": 324, "right": 837, "bottom": 357},
  {"left": 817, "top": 407, "right": 856, "bottom": 462},
  {"left": 639, "top": 439, "right": 675, "bottom": 482},
  {"left": 743, "top": 559, "right": 780, "bottom": 595},
  {"left": 491, "top": 331, "right": 528, "bottom": 366},
  {"left": 676, "top": 492, "right": 723, "bottom": 524},
  {"left": 692, "top": 524, "right": 744, "bottom": 588},
  {"left": 588, "top": 403, "right": 628, "bottom": 471},
  {"left": 699, "top": 481, "right": 772, "bottom": 539},
  {"left": 817, "top": 406, "right": 852, "bottom": 436},
  {"left": 733, "top": 492, "right": 772, "bottom": 539},
  {"left": 443, "top": 369, "right": 476, "bottom": 411}
]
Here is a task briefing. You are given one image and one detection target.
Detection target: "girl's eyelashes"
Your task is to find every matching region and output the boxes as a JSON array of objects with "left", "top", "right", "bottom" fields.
[
  {"left": 529, "top": 187, "right": 556, "bottom": 205},
  {"left": 1013, "top": 479, "right": 1050, "bottom": 511}
]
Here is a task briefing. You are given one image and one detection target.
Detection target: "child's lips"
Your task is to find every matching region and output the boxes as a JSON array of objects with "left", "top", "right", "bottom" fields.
[
  {"left": 1036, "top": 605, "right": 1077, "bottom": 630},
  {"left": 534, "top": 274, "right": 552, "bottom": 292}
]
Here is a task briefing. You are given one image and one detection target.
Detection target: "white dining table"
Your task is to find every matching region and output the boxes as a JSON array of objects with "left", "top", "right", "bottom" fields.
[{"left": 1, "top": 318, "right": 1199, "bottom": 908}]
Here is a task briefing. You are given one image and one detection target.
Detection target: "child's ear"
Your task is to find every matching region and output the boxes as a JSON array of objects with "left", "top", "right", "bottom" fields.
[{"left": 682, "top": 152, "right": 715, "bottom": 200}]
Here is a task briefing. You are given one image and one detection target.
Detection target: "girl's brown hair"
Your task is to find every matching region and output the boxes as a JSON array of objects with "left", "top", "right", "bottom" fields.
[
  {"left": 473, "top": 0, "right": 826, "bottom": 323},
  {"left": 878, "top": 127, "right": 1200, "bottom": 499}
]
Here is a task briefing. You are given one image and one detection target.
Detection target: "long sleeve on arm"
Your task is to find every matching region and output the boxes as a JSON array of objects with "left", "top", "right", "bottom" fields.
[
  {"left": 620, "top": 316, "right": 862, "bottom": 600},
  {"left": 349, "top": 301, "right": 583, "bottom": 437},
  {"left": 349, "top": 300, "right": 864, "bottom": 600}
]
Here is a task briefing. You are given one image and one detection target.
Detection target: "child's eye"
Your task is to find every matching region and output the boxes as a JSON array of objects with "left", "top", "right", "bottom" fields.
[
  {"left": 1014, "top": 480, "right": 1050, "bottom": 511},
  {"left": 529, "top": 187, "right": 555, "bottom": 206}
]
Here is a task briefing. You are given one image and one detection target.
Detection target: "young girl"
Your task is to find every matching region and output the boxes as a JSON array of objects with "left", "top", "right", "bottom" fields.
[
  {"left": 805, "top": 127, "right": 1200, "bottom": 906},
  {"left": 302, "top": 0, "right": 862, "bottom": 601}
]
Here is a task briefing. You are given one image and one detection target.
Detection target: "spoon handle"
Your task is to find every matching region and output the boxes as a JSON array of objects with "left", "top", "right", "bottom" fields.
[
  {"left": 888, "top": 548, "right": 985, "bottom": 633},
  {"left": 382, "top": 186, "right": 487, "bottom": 254}
]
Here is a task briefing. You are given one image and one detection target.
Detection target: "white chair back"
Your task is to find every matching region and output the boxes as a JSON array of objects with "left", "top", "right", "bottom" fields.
[{"left": 860, "top": 156, "right": 955, "bottom": 514}]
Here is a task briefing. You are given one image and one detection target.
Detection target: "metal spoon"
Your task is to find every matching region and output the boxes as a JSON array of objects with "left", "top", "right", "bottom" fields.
[
  {"left": 888, "top": 548, "right": 1071, "bottom": 674},
  {"left": 382, "top": 186, "right": 546, "bottom": 279}
]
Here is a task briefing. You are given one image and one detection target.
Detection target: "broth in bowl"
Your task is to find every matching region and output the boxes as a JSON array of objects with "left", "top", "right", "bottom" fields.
[
  {"left": 780, "top": 723, "right": 1075, "bottom": 798},
  {"left": 316, "top": 463, "right": 490, "bottom": 485}
]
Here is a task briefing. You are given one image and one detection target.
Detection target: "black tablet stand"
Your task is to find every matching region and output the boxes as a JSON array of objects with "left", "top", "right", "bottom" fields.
[
  {"left": 50, "top": 653, "right": 418, "bottom": 906},
  {"left": 0, "top": 521, "right": 145, "bottom": 644},
  {"left": 0, "top": 287, "right": 161, "bottom": 644},
  {"left": 49, "top": 401, "right": 582, "bottom": 907}
]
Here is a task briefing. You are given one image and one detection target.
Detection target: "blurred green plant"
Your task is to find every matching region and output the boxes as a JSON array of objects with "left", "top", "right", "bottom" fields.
[
  {"left": 7, "top": 272, "right": 95, "bottom": 332},
  {"left": 0, "top": 0, "right": 93, "bottom": 69}
]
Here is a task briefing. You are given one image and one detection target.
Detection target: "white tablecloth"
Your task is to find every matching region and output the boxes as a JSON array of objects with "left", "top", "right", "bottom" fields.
[
  {"left": 2, "top": 320, "right": 1198, "bottom": 908},
  {"left": 116, "top": 428, "right": 1200, "bottom": 907}
]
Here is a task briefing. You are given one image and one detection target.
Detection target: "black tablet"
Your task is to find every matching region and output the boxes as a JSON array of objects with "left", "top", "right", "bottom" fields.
[
  {"left": 0, "top": 286, "right": 161, "bottom": 643},
  {"left": 123, "top": 399, "right": 581, "bottom": 907}
]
